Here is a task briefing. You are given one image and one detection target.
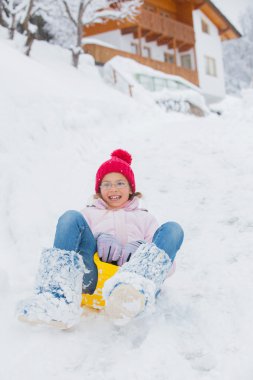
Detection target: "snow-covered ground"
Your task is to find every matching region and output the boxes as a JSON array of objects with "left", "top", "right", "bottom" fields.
[{"left": 1, "top": 27, "right": 253, "bottom": 380}]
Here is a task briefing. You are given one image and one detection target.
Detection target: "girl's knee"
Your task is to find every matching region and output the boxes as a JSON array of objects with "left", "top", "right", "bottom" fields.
[
  {"left": 57, "top": 210, "right": 85, "bottom": 227},
  {"left": 161, "top": 222, "right": 184, "bottom": 241}
]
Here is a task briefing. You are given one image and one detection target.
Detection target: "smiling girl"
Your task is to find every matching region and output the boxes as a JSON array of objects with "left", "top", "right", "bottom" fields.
[{"left": 17, "top": 149, "right": 184, "bottom": 327}]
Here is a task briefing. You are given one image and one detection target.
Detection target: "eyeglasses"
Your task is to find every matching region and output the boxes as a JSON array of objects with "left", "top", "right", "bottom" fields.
[{"left": 100, "top": 180, "right": 129, "bottom": 190}]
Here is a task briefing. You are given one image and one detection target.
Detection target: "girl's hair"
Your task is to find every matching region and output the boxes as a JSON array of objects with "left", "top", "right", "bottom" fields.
[{"left": 94, "top": 192, "right": 142, "bottom": 200}]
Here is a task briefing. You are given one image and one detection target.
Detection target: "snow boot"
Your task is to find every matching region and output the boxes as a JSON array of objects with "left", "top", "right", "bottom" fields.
[
  {"left": 16, "top": 248, "right": 85, "bottom": 329},
  {"left": 103, "top": 243, "right": 172, "bottom": 325}
]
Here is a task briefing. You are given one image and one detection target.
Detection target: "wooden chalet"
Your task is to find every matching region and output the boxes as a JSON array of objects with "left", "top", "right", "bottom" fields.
[{"left": 83, "top": 0, "right": 241, "bottom": 87}]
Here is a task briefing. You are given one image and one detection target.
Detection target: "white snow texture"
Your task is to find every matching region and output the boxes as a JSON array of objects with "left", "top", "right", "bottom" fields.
[{"left": 16, "top": 248, "right": 85, "bottom": 328}]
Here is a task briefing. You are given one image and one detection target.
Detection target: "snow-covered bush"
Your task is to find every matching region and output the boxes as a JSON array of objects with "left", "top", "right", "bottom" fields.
[
  {"left": 155, "top": 90, "right": 209, "bottom": 117},
  {"left": 47, "top": 0, "right": 142, "bottom": 68},
  {"left": 1, "top": 0, "right": 26, "bottom": 39},
  {"left": 1, "top": 0, "right": 142, "bottom": 64},
  {"left": 0, "top": 0, "right": 57, "bottom": 55}
]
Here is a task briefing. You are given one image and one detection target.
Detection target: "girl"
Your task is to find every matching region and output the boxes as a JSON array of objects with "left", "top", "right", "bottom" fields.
[{"left": 17, "top": 149, "right": 184, "bottom": 327}]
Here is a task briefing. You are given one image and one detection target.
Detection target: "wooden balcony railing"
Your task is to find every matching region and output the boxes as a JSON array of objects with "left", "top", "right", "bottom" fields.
[
  {"left": 84, "top": 44, "right": 199, "bottom": 86},
  {"left": 138, "top": 9, "right": 195, "bottom": 45}
]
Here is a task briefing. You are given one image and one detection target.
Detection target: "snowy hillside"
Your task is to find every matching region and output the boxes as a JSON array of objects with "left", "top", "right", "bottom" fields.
[{"left": 1, "top": 26, "right": 253, "bottom": 380}]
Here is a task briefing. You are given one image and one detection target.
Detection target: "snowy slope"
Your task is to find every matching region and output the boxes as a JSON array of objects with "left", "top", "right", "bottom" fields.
[{"left": 1, "top": 27, "right": 253, "bottom": 380}]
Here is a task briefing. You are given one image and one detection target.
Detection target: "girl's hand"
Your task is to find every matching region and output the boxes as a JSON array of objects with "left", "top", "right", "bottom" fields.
[
  {"left": 97, "top": 233, "right": 122, "bottom": 263},
  {"left": 117, "top": 240, "right": 145, "bottom": 266}
]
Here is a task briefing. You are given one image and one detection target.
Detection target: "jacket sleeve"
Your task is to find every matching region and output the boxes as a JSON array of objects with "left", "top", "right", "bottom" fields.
[{"left": 144, "top": 213, "right": 159, "bottom": 243}]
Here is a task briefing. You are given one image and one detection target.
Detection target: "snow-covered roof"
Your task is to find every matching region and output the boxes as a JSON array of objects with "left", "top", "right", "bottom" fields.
[
  {"left": 82, "top": 37, "right": 116, "bottom": 50},
  {"left": 105, "top": 55, "right": 201, "bottom": 92},
  {"left": 194, "top": 0, "right": 242, "bottom": 40}
]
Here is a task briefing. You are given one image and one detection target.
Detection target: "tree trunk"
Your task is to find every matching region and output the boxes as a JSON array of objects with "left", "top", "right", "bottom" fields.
[
  {"left": 24, "top": 32, "right": 35, "bottom": 56},
  {"left": 0, "top": 11, "right": 3, "bottom": 27},
  {"left": 71, "top": 19, "right": 83, "bottom": 68},
  {"left": 9, "top": 15, "right": 16, "bottom": 40},
  {"left": 21, "top": 0, "right": 34, "bottom": 31},
  {"left": 72, "top": 50, "right": 80, "bottom": 68}
]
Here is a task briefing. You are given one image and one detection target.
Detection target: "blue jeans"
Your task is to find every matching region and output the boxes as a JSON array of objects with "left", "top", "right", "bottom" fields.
[
  {"left": 152, "top": 222, "right": 184, "bottom": 262},
  {"left": 53, "top": 211, "right": 184, "bottom": 294},
  {"left": 54, "top": 210, "right": 98, "bottom": 294}
]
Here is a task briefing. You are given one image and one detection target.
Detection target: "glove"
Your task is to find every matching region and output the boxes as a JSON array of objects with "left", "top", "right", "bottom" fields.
[
  {"left": 97, "top": 233, "right": 122, "bottom": 263},
  {"left": 117, "top": 240, "right": 145, "bottom": 266}
]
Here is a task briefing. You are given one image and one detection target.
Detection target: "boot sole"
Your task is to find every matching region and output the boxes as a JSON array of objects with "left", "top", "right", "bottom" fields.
[
  {"left": 105, "top": 284, "right": 145, "bottom": 325},
  {"left": 18, "top": 314, "right": 70, "bottom": 330}
]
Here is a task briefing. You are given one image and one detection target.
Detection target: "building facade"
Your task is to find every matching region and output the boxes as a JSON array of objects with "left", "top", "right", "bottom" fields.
[{"left": 83, "top": 0, "right": 241, "bottom": 103}]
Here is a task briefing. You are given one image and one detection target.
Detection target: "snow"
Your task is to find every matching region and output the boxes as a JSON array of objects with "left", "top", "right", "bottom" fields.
[
  {"left": 16, "top": 248, "right": 85, "bottom": 328},
  {"left": 103, "top": 56, "right": 208, "bottom": 114},
  {"left": 1, "top": 26, "right": 253, "bottom": 380},
  {"left": 82, "top": 36, "right": 118, "bottom": 49}
]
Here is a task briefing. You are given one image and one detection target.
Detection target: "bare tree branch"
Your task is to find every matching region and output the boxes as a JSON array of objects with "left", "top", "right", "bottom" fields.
[
  {"left": 20, "top": 0, "right": 34, "bottom": 29},
  {"left": 62, "top": 0, "right": 77, "bottom": 27}
]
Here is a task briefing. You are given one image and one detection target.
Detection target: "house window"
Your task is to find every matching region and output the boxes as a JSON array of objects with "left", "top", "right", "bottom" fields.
[
  {"left": 136, "top": 74, "right": 154, "bottom": 91},
  {"left": 205, "top": 56, "right": 217, "bottom": 76},
  {"left": 142, "top": 46, "right": 151, "bottom": 59},
  {"left": 181, "top": 54, "right": 192, "bottom": 70},
  {"left": 201, "top": 19, "right": 210, "bottom": 34},
  {"left": 164, "top": 52, "right": 174, "bottom": 64},
  {"left": 131, "top": 42, "right": 139, "bottom": 55},
  {"left": 154, "top": 78, "right": 167, "bottom": 91},
  {"left": 135, "top": 74, "right": 193, "bottom": 92},
  {"left": 166, "top": 79, "right": 179, "bottom": 90}
]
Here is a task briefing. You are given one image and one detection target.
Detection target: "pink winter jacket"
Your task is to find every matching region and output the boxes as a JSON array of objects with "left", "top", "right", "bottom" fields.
[
  {"left": 81, "top": 196, "right": 176, "bottom": 275},
  {"left": 81, "top": 196, "right": 159, "bottom": 245}
]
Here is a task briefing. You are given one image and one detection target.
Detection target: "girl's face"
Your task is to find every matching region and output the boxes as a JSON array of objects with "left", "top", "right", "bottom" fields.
[{"left": 100, "top": 172, "right": 132, "bottom": 209}]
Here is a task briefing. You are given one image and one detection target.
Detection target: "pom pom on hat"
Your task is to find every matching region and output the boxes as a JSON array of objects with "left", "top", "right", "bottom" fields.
[
  {"left": 111, "top": 149, "right": 132, "bottom": 165},
  {"left": 95, "top": 149, "right": 135, "bottom": 193}
]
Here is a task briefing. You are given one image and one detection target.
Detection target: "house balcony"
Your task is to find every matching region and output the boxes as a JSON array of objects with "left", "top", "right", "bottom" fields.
[
  {"left": 83, "top": 7, "right": 198, "bottom": 86},
  {"left": 136, "top": 8, "right": 195, "bottom": 49},
  {"left": 84, "top": 44, "right": 199, "bottom": 87}
]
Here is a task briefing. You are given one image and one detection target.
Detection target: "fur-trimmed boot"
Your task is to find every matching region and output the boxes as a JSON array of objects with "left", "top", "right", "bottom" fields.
[
  {"left": 16, "top": 248, "right": 85, "bottom": 329},
  {"left": 103, "top": 243, "right": 172, "bottom": 325}
]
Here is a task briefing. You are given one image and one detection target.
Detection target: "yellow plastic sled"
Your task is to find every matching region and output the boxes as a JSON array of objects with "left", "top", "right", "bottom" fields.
[{"left": 81, "top": 253, "right": 119, "bottom": 310}]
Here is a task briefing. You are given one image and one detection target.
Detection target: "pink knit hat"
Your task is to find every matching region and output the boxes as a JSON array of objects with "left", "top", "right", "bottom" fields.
[{"left": 95, "top": 149, "right": 136, "bottom": 193}]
